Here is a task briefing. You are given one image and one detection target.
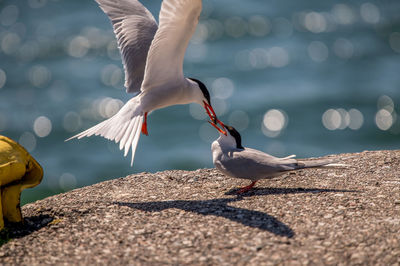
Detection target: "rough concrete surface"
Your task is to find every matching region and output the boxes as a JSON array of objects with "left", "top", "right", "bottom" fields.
[{"left": 0, "top": 150, "right": 399, "bottom": 265}]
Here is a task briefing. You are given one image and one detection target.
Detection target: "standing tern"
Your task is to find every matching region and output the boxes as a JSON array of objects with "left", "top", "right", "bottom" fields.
[
  {"left": 67, "top": 0, "right": 226, "bottom": 165},
  {"left": 209, "top": 122, "right": 344, "bottom": 194}
]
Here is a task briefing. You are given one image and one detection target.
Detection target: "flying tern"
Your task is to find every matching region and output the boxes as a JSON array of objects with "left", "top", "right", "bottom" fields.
[
  {"left": 209, "top": 122, "right": 344, "bottom": 193},
  {"left": 67, "top": 0, "right": 226, "bottom": 165}
]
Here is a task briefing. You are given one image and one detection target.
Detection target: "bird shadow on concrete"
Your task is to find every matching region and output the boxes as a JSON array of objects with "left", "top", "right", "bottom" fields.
[
  {"left": 0, "top": 214, "right": 53, "bottom": 246},
  {"left": 115, "top": 198, "right": 295, "bottom": 238},
  {"left": 115, "top": 187, "right": 357, "bottom": 239},
  {"left": 225, "top": 187, "right": 358, "bottom": 196}
]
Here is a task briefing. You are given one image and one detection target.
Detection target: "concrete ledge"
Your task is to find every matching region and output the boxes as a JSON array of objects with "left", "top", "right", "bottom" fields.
[{"left": 1, "top": 150, "right": 399, "bottom": 264}]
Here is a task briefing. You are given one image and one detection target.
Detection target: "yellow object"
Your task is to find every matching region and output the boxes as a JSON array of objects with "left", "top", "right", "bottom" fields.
[{"left": 0, "top": 135, "right": 43, "bottom": 230}]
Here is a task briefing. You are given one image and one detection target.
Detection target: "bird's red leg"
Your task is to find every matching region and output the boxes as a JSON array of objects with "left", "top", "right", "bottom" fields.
[
  {"left": 141, "top": 112, "right": 148, "bottom": 136},
  {"left": 237, "top": 181, "right": 257, "bottom": 194}
]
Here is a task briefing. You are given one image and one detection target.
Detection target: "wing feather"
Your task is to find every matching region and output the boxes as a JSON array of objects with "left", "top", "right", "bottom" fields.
[
  {"left": 95, "top": 0, "right": 158, "bottom": 93},
  {"left": 142, "top": 0, "right": 202, "bottom": 88}
]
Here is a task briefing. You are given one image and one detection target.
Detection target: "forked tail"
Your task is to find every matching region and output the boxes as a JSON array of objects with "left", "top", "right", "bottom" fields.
[{"left": 66, "top": 99, "right": 143, "bottom": 166}]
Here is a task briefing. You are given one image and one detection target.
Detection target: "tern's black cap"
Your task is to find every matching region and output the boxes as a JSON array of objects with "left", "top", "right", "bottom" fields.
[
  {"left": 226, "top": 125, "right": 244, "bottom": 149},
  {"left": 188, "top": 78, "right": 211, "bottom": 105}
]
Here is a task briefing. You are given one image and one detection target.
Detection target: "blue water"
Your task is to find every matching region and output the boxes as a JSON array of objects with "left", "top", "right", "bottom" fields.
[{"left": 0, "top": 0, "right": 399, "bottom": 204}]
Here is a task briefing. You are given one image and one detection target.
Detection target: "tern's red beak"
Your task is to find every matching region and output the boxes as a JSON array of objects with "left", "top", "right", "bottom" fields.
[
  {"left": 203, "top": 101, "right": 227, "bottom": 135},
  {"left": 208, "top": 120, "right": 227, "bottom": 135},
  {"left": 203, "top": 101, "right": 216, "bottom": 122}
]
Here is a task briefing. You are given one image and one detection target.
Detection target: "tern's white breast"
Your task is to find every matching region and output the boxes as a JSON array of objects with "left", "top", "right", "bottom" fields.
[{"left": 140, "top": 79, "right": 196, "bottom": 112}]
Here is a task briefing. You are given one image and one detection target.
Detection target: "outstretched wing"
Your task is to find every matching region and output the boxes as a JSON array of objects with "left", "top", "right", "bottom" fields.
[
  {"left": 95, "top": 0, "right": 158, "bottom": 93},
  {"left": 141, "top": 0, "right": 202, "bottom": 89}
]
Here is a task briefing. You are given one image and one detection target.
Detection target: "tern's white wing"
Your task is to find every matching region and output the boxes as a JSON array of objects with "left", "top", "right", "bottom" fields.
[
  {"left": 95, "top": 0, "right": 158, "bottom": 93},
  {"left": 142, "top": 0, "right": 202, "bottom": 89}
]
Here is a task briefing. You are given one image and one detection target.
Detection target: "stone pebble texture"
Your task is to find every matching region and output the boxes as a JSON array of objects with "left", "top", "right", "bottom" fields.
[{"left": 0, "top": 150, "right": 399, "bottom": 265}]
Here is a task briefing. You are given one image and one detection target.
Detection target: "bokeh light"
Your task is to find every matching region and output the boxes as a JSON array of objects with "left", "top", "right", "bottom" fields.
[
  {"left": 308, "top": 41, "right": 329, "bottom": 62},
  {"left": 18, "top": 41, "right": 40, "bottom": 62},
  {"left": 212, "top": 98, "right": 229, "bottom": 117},
  {"left": 199, "top": 122, "right": 219, "bottom": 143},
  {"left": 33, "top": 116, "right": 52, "bottom": 138},
  {"left": 189, "top": 103, "right": 207, "bottom": 120},
  {"left": 262, "top": 109, "right": 288, "bottom": 137},
  {"left": 378, "top": 95, "right": 395, "bottom": 113},
  {"left": 323, "top": 108, "right": 365, "bottom": 131},
  {"left": 322, "top": 109, "right": 341, "bottom": 130},
  {"left": 63, "top": 112, "right": 82, "bottom": 133},
  {"left": 333, "top": 38, "right": 354, "bottom": 59},
  {"left": 94, "top": 97, "right": 124, "bottom": 119},
  {"left": 228, "top": 110, "right": 250, "bottom": 131},
  {"left": 273, "top": 17, "right": 293, "bottom": 38},
  {"left": 249, "top": 48, "right": 269, "bottom": 69},
  {"left": 59, "top": 173, "right": 77, "bottom": 191},
  {"left": 0, "top": 5, "right": 19, "bottom": 26},
  {"left": 186, "top": 43, "right": 207, "bottom": 62},
  {"left": 202, "top": 19, "right": 224, "bottom": 41},
  {"left": 360, "top": 3, "right": 380, "bottom": 24},
  {"left": 1, "top": 32, "right": 20, "bottom": 55},
  {"left": 348, "top": 109, "right": 364, "bottom": 130},
  {"left": 19, "top": 132, "right": 37, "bottom": 152},
  {"left": 269, "top": 47, "right": 290, "bottom": 68},
  {"left": 211, "top": 77, "right": 234, "bottom": 100},
  {"left": 0, "top": 68, "right": 6, "bottom": 89},
  {"left": 192, "top": 22, "right": 209, "bottom": 44},
  {"left": 101, "top": 64, "right": 123, "bottom": 89},
  {"left": 304, "top": 12, "right": 327, "bottom": 33},
  {"left": 337, "top": 108, "right": 350, "bottom": 130},
  {"left": 235, "top": 47, "right": 288, "bottom": 70},
  {"left": 82, "top": 26, "right": 109, "bottom": 50},
  {"left": 28, "top": 65, "right": 52, "bottom": 88},
  {"left": 264, "top": 140, "right": 287, "bottom": 158},
  {"left": 107, "top": 40, "right": 121, "bottom": 61},
  {"left": 375, "top": 95, "right": 396, "bottom": 131},
  {"left": 225, "top": 16, "right": 247, "bottom": 38},
  {"left": 67, "top": 36, "right": 90, "bottom": 58},
  {"left": 332, "top": 4, "right": 355, "bottom": 25},
  {"left": 375, "top": 109, "right": 395, "bottom": 131},
  {"left": 248, "top": 15, "right": 270, "bottom": 37}
]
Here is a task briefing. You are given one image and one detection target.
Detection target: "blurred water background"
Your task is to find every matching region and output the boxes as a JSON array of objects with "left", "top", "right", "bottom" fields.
[{"left": 0, "top": 0, "right": 399, "bottom": 204}]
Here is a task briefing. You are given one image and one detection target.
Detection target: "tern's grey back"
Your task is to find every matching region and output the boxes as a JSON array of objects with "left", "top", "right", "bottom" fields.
[{"left": 212, "top": 139, "right": 298, "bottom": 180}]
